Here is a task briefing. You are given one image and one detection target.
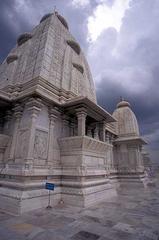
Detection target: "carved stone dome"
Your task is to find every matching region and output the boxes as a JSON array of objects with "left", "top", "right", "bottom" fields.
[
  {"left": 112, "top": 100, "right": 139, "bottom": 137},
  {"left": 117, "top": 100, "right": 131, "bottom": 108}
]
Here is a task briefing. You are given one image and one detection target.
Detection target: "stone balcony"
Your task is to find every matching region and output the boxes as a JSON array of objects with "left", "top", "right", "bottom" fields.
[
  {"left": 58, "top": 136, "right": 113, "bottom": 176},
  {"left": 58, "top": 135, "right": 112, "bottom": 154}
]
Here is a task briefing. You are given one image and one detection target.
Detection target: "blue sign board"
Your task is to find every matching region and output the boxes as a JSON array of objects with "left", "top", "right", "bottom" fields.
[{"left": 45, "top": 182, "right": 55, "bottom": 191}]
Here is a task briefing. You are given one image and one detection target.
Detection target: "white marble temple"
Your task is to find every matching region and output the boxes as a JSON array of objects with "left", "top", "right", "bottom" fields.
[{"left": 0, "top": 11, "right": 151, "bottom": 214}]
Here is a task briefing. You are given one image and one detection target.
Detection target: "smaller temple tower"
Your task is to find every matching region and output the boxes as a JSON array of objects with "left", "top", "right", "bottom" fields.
[{"left": 112, "top": 99, "right": 146, "bottom": 186}]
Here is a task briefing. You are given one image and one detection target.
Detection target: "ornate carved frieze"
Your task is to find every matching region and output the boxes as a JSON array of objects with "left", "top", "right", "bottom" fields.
[
  {"left": 13, "top": 103, "right": 24, "bottom": 119},
  {"left": 26, "top": 97, "right": 43, "bottom": 114},
  {"left": 11, "top": 85, "right": 22, "bottom": 99},
  {"left": 62, "top": 183, "right": 111, "bottom": 195},
  {"left": 58, "top": 136, "right": 112, "bottom": 154},
  {"left": 49, "top": 107, "right": 59, "bottom": 125}
]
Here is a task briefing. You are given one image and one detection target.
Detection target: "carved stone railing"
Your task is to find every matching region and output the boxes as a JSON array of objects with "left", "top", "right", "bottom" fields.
[
  {"left": 58, "top": 136, "right": 113, "bottom": 175},
  {"left": 58, "top": 135, "right": 112, "bottom": 155}
]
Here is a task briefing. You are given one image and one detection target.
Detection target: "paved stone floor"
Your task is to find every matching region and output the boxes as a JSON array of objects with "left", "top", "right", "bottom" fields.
[{"left": 0, "top": 178, "right": 159, "bottom": 240}]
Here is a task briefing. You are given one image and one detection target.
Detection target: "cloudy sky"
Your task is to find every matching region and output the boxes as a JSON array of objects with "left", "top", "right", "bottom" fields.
[{"left": 0, "top": 0, "right": 158, "bottom": 163}]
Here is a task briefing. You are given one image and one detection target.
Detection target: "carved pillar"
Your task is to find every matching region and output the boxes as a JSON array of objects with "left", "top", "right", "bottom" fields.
[
  {"left": 107, "top": 132, "right": 112, "bottom": 143},
  {"left": 111, "top": 135, "right": 115, "bottom": 143},
  {"left": 25, "top": 98, "right": 42, "bottom": 164},
  {"left": 47, "top": 108, "right": 58, "bottom": 165},
  {"left": 0, "top": 149, "right": 4, "bottom": 162},
  {"left": 70, "top": 121, "right": 75, "bottom": 136},
  {"left": 62, "top": 115, "right": 69, "bottom": 137},
  {"left": 94, "top": 124, "right": 99, "bottom": 140},
  {"left": 87, "top": 126, "right": 92, "bottom": 137},
  {"left": 138, "top": 145, "right": 144, "bottom": 171},
  {"left": 0, "top": 112, "right": 4, "bottom": 133},
  {"left": 4, "top": 110, "right": 12, "bottom": 132},
  {"left": 74, "top": 122, "right": 78, "bottom": 136},
  {"left": 99, "top": 121, "right": 106, "bottom": 141},
  {"left": 105, "top": 132, "right": 108, "bottom": 142},
  {"left": 9, "top": 104, "right": 23, "bottom": 161},
  {"left": 76, "top": 108, "right": 87, "bottom": 136},
  {"left": 109, "top": 134, "right": 112, "bottom": 143}
]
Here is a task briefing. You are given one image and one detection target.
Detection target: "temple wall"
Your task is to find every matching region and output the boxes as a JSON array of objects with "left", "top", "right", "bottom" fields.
[
  {"left": 59, "top": 136, "right": 116, "bottom": 207},
  {"left": 113, "top": 143, "right": 144, "bottom": 173}
]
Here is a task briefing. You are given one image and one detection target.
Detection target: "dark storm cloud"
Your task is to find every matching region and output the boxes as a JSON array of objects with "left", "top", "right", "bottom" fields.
[
  {"left": 0, "top": 0, "right": 17, "bottom": 62},
  {"left": 0, "top": 0, "right": 158, "bottom": 163},
  {"left": 0, "top": 0, "right": 93, "bottom": 62},
  {"left": 90, "top": 0, "right": 159, "bottom": 163},
  {"left": 96, "top": 71, "right": 159, "bottom": 162}
]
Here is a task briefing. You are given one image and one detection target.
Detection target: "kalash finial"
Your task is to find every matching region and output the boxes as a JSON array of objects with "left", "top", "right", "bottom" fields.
[
  {"left": 54, "top": 6, "right": 58, "bottom": 15},
  {"left": 120, "top": 96, "right": 124, "bottom": 102},
  {"left": 117, "top": 96, "right": 130, "bottom": 108}
]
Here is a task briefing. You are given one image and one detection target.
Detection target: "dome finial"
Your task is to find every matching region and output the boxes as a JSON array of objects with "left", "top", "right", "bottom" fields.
[
  {"left": 117, "top": 97, "right": 131, "bottom": 108},
  {"left": 120, "top": 96, "right": 124, "bottom": 102},
  {"left": 54, "top": 5, "right": 57, "bottom": 14}
]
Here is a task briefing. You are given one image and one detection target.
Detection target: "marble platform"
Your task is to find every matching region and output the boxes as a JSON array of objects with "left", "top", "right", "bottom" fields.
[{"left": 0, "top": 173, "right": 158, "bottom": 240}]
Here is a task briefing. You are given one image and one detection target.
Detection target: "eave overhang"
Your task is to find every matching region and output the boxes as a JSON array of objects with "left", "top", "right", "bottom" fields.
[
  {"left": 62, "top": 97, "right": 116, "bottom": 123},
  {"left": 114, "top": 136, "right": 147, "bottom": 145}
]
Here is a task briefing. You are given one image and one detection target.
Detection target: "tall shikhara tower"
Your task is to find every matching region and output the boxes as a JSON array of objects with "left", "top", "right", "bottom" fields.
[{"left": 0, "top": 12, "right": 148, "bottom": 214}]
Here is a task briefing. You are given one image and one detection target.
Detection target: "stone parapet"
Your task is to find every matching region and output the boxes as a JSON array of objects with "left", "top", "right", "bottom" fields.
[{"left": 58, "top": 136, "right": 112, "bottom": 155}]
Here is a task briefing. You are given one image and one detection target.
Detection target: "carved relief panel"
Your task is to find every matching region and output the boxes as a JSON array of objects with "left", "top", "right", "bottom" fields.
[
  {"left": 15, "top": 129, "right": 29, "bottom": 159},
  {"left": 33, "top": 129, "right": 48, "bottom": 160}
]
